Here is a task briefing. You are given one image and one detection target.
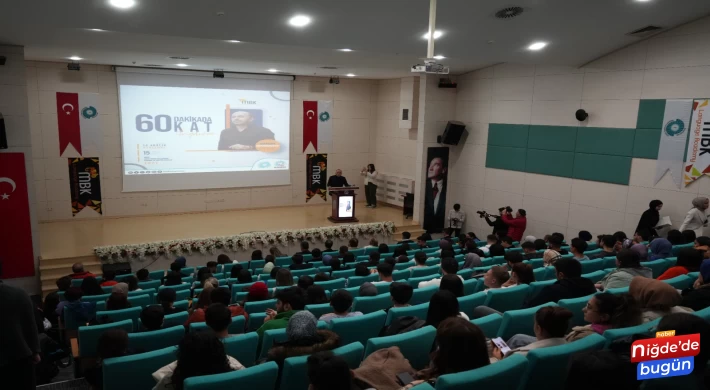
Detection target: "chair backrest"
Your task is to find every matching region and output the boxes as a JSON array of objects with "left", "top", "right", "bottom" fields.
[
  {"left": 602, "top": 318, "right": 660, "bottom": 348},
  {"left": 558, "top": 294, "right": 595, "bottom": 328},
  {"left": 189, "top": 316, "right": 246, "bottom": 335},
  {"left": 102, "top": 285, "right": 114, "bottom": 294},
  {"left": 483, "top": 284, "right": 530, "bottom": 312},
  {"left": 78, "top": 319, "right": 133, "bottom": 357},
  {"left": 329, "top": 310, "right": 387, "bottom": 346},
  {"left": 275, "top": 256, "right": 292, "bottom": 267},
  {"left": 411, "top": 265, "right": 440, "bottom": 278},
  {"left": 435, "top": 353, "right": 529, "bottom": 390},
  {"left": 278, "top": 342, "right": 364, "bottom": 390},
  {"left": 249, "top": 260, "right": 266, "bottom": 270},
  {"left": 496, "top": 302, "right": 557, "bottom": 340},
  {"left": 128, "top": 289, "right": 155, "bottom": 302},
  {"left": 694, "top": 305, "right": 710, "bottom": 322},
  {"left": 579, "top": 259, "right": 604, "bottom": 274},
  {"left": 662, "top": 274, "right": 693, "bottom": 290},
  {"left": 463, "top": 278, "right": 482, "bottom": 296},
  {"left": 470, "top": 313, "right": 503, "bottom": 338},
  {"left": 601, "top": 256, "right": 618, "bottom": 269},
  {"left": 407, "top": 275, "right": 439, "bottom": 288},
  {"left": 392, "top": 269, "right": 411, "bottom": 281},
  {"left": 410, "top": 284, "right": 439, "bottom": 305},
  {"left": 247, "top": 313, "right": 268, "bottom": 332},
  {"left": 314, "top": 278, "right": 347, "bottom": 290},
  {"left": 520, "top": 334, "right": 606, "bottom": 390},
  {"left": 457, "top": 268, "right": 474, "bottom": 280},
  {"left": 96, "top": 306, "right": 142, "bottom": 328},
  {"left": 580, "top": 270, "right": 609, "bottom": 284},
  {"left": 457, "top": 292, "right": 487, "bottom": 318},
  {"left": 306, "top": 303, "right": 333, "bottom": 319},
  {"left": 290, "top": 268, "right": 316, "bottom": 278},
  {"left": 125, "top": 294, "right": 151, "bottom": 308},
  {"left": 385, "top": 302, "right": 429, "bottom": 326},
  {"left": 346, "top": 273, "right": 378, "bottom": 287},
  {"left": 244, "top": 299, "right": 277, "bottom": 314},
  {"left": 158, "top": 283, "right": 190, "bottom": 292},
  {"left": 163, "top": 310, "right": 189, "bottom": 328},
  {"left": 641, "top": 259, "right": 671, "bottom": 278},
  {"left": 605, "top": 286, "right": 629, "bottom": 295},
  {"left": 352, "top": 293, "right": 392, "bottom": 314},
  {"left": 137, "top": 280, "right": 161, "bottom": 291},
  {"left": 671, "top": 243, "right": 694, "bottom": 256},
  {"left": 364, "top": 326, "right": 436, "bottom": 370},
  {"left": 82, "top": 293, "right": 111, "bottom": 303},
  {"left": 223, "top": 332, "right": 259, "bottom": 367},
  {"left": 127, "top": 325, "right": 184, "bottom": 352},
  {"left": 332, "top": 269, "right": 356, "bottom": 279},
  {"left": 183, "top": 361, "right": 279, "bottom": 390},
  {"left": 103, "top": 346, "right": 177, "bottom": 390},
  {"left": 526, "top": 279, "right": 557, "bottom": 300},
  {"left": 258, "top": 321, "right": 329, "bottom": 360},
  {"left": 148, "top": 270, "right": 165, "bottom": 280}
]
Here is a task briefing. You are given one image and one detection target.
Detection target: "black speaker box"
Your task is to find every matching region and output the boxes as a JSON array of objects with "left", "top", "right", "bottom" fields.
[
  {"left": 103, "top": 262, "right": 132, "bottom": 276},
  {"left": 441, "top": 121, "right": 466, "bottom": 145}
]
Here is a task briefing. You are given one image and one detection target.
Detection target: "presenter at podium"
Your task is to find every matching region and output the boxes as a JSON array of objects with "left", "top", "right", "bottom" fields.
[{"left": 327, "top": 169, "right": 350, "bottom": 187}]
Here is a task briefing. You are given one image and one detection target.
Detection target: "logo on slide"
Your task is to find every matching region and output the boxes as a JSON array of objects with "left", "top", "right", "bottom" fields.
[
  {"left": 258, "top": 161, "right": 272, "bottom": 169},
  {"left": 319, "top": 111, "right": 330, "bottom": 122},
  {"left": 82, "top": 106, "right": 98, "bottom": 119},
  {"left": 664, "top": 119, "right": 685, "bottom": 137}
]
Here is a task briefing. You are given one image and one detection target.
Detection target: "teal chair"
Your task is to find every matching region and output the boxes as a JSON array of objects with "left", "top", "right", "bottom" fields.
[
  {"left": 278, "top": 343, "right": 364, "bottom": 390},
  {"left": 128, "top": 325, "right": 184, "bottom": 352},
  {"left": 291, "top": 268, "right": 317, "bottom": 278},
  {"left": 249, "top": 260, "right": 266, "bottom": 270},
  {"left": 306, "top": 303, "right": 333, "bottom": 319},
  {"left": 173, "top": 299, "right": 189, "bottom": 310},
  {"left": 586, "top": 242, "right": 599, "bottom": 251},
  {"left": 137, "top": 280, "right": 161, "bottom": 291},
  {"left": 601, "top": 257, "right": 618, "bottom": 269},
  {"left": 526, "top": 280, "right": 556, "bottom": 300},
  {"left": 671, "top": 243, "right": 694, "bottom": 256},
  {"left": 641, "top": 259, "right": 671, "bottom": 278},
  {"left": 244, "top": 299, "right": 277, "bottom": 314},
  {"left": 101, "top": 286, "right": 115, "bottom": 294},
  {"left": 159, "top": 284, "right": 190, "bottom": 292},
  {"left": 374, "top": 282, "right": 392, "bottom": 295},
  {"left": 435, "top": 353, "right": 528, "bottom": 390},
  {"left": 173, "top": 290, "right": 190, "bottom": 301},
  {"left": 234, "top": 292, "right": 250, "bottom": 302},
  {"left": 221, "top": 263, "right": 235, "bottom": 274},
  {"left": 352, "top": 293, "right": 393, "bottom": 314},
  {"left": 427, "top": 239, "right": 440, "bottom": 248},
  {"left": 148, "top": 270, "right": 165, "bottom": 280},
  {"left": 457, "top": 269, "right": 474, "bottom": 280},
  {"left": 163, "top": 311, "right": 188, "bottom": 328},
  {"left": 96, "top": 307, "right": 142, "bottom": 328},
  {"left": 580, "top": 270, "right": 608, "bottom": 284},
  {"left": 463, "top": 278, "right": 482, "bottom": 296},
  {"left": 662, "top": 274, "right": 693, "bottom": 290},
  {"left": 364, "top": 326, "right": 436, "bottom": 370},
  {"left": 78, "top": 320, "right": 133, "bottom": 357},
  {"left": 695, "top": 306, "right": 710, "bottom": 321},
  {"left": 426, "top": 258, "right": 441, "bottom": 266},
  {"left": 584, "top": 248, "right": 602, "bottom": 257},
  {"left": 315, "top": 278, "right": 347, "bottom": 290},
  {"left": 602, "top": 318, "right": 660, "bottom": 348},
  {"left": 394, "top": 262, "right": 413, "bottom": 271},
  {"left": 103, "top": 346, "right": 177, "bottom": 390},
  {"left": 533, "top": 267, "right": 555, "bottom": 281},
  {"left": 392, "top": 269, "right": 411, "bottom": 281},
  {"left": 410, "top": 285, "right": 439, "bottom": 305},
  {"left": 664, "top": 257, "right": 677, "bottom": 267},
  {"left": 470, "top": 313, "right": 503, "bottom": 338},
  {"left": 605, "top": 286, "right": 629, "bottom": 295},
  {"left": 183, "top": 361, "right": 279, "bottom": 390},
  {"left": 687, "top": 271, "right": 700, "bottom": 280},
  {"left": 520, "top": 334, "right": 606, "bottom": 390},
  {"left": 579, "top": 259, "right": 604, "bottom": 274},
  {"left": 332, "top": 269, "right": 356, "bottom": 279},
  {"left": 411, "top": 265, "right": 440, "bottom": 278},
  {"left": 223, "top": 332, "right": 259, "bottom": 367},
  {"left": 128, "top": 289, "right": 155, "bottom": 303},
  {"left": 528, "top": 259, "right": 544, "bottom": 269},
  {"left": 247, "top": 313, "right": 268, "bottom": 332},
  {"left": 127, "top": 294, "right": 151, "bottom": 308},
  {"left": 483, "top": 284, "right": 530, "bottom": 312},
  {"left": 385, "top": 303, "right": 429, "bottom": 326},
  {"left": 329, "top": 310, "right": 386, "bottom": 346},
  {"left": 189, "top": 316, "right": 246, "bottom": 334},
  {"left": 497, "top": 302, "right": 557, "bottom": 340},
  {"left": 558, "top": 294, "right": 595, "bottom": 328},
  {"left": 457, "top": 292, "right": 487, "bottom": 318},
  {"left": 83, "top": 293, "right": 111, "bottom": 303},
  {"left": 408, "top": 275, "right": 439, "bottom": 288},
  {"left": 275, "top": 256, "right": 292, "bottom": 267},
  {"left": 259, "top": 322, "right": 329, "bottom": 360},
  {"left": 347, "top": 274, "right": 378, "bottom": 287}
]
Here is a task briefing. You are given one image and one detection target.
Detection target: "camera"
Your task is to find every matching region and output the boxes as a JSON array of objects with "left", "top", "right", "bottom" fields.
[{"left": 476, "top": 210, "right": 487, "bottom": 218}]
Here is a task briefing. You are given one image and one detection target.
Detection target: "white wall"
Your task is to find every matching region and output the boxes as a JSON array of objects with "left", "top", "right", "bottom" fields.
[
  {"left": 24, "top": 64, "right": 377, "bottom": 221},
  {"left": 451, "top": 16, "right": 710, "bottom": 240}
]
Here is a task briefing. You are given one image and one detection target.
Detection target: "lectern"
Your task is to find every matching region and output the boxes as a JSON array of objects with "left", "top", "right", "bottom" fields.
[{"left": 328, "top": 186, "right": 359, "bottom": 223}]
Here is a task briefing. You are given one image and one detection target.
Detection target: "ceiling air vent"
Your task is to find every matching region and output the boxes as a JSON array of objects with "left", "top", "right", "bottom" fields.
[
  {"left": 143, "top": 64, "right": 164, "bottom": 67},
  {"left": 168, "top": 56, "right": 191, "bottom": 60},
  {"left": 319, "top": 66, "right": 338, "bottom": 70},
  {"left": 495, "top": 6, "right": 524, "bottom": 19},
  {"left": 626, "top": 25, "right": 663, "bottom": 38}
]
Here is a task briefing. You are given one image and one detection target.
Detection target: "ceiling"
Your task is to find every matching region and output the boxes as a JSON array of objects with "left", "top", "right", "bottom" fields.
[{"left": 1, "top": 0, "right": 709, "bottom": 79}]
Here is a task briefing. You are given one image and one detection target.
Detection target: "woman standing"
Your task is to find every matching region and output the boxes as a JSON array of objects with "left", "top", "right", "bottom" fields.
[
  {"left": 361, "top": 164, "right": 378, "bottom": 208},
  {"left": 680, "top": 197, "right": 710, "bottom": 237},
  {"left": 636, "top": 200, "right": 663, "bottom": 239}
]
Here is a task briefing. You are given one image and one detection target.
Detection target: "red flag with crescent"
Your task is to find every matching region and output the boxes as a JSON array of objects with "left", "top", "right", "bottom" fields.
[
  {"left": 56, "top": 92, "right": 101, "bottom": 157},
  {"left": 303, "top": 101, "right": 318, "bottom": 152},
  {"left": 0, "top": 153, "right": 34, "bottom": 278}
]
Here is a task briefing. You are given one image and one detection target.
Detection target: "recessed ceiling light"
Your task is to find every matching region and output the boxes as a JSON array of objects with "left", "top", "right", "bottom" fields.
[
  {"left": 346, "top": 73, "right": 356, "bottom": 77},
  {"left": 339, "top": 48, "right": 353, "bottom": 52},
  {"left": 433, "top": 55, "right": 446, "bottom": 60},
  {"left": 227, "top": 40, "right": 241, "bottom": 43},
  {"left": 635, "top": 0, "right": 652, "bottom": 2},
  {"left": 422, "top": 30, "right": 443, "bottom": 40},
  {"left": 108, "top": 0, "right": 136, "bottom": 9},
  {"left": 88, "top": 29, "right": 105, "bottom": 32},
  {"left": 528, "top": 41, "right": 547, "bottom": 51},
  {"left": 267, "top": 69, "right": 279, "bottom": 73},
  {"left": 68, "top": 56, "right": 83, "bottom": 61},
  {"left": 175, "top": 63, "right": 188, "bottom": 67},
  {"left": 288, "top": 15, "right": 311, "bottom": 27}
]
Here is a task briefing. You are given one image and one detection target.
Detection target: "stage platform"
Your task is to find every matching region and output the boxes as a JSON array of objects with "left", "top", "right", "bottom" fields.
[{"left": 38, "top": 203, "right": 422, "bottom": 294}]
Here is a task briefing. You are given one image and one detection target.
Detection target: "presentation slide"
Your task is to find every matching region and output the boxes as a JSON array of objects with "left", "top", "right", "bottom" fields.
[
  {"left": 339, "top": 195, "right": 354, "bottom": 218},
  {"left": 116, "top": 68, "right": 291, "bottom": 192}
]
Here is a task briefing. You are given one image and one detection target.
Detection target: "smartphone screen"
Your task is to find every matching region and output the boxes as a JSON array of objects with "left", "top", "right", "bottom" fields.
[
  {"left": 397, "top": 372, "right": 415, "bottom": 386},
  {"left": 492, "top": 337, "right": 511, "bottom": 354}
]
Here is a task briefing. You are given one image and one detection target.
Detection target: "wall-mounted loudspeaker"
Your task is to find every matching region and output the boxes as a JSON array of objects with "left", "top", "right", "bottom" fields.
[
  {"left": 575, "top": 109, "right": 588, "bottom": 121},
  {"left": 440, "top": 121, "right": 466, "bottom": 145}
]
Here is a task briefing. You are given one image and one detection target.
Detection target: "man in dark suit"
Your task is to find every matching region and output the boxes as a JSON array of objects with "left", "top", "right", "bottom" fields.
[{"left": 423, "top": 156, "right": 447, "bottom": 233}]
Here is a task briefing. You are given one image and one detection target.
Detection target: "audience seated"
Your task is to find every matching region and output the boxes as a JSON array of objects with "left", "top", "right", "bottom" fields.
[
  {"left": 415, "top": 236, "right": 428, "bottom": 250},
  {"left": 533, "top": 239, "right": 547, "bottom": 251},
  {"left": 368, "top": 252, "right": 381, "bottom": 266},
  {"left": 314, "top": 272, "right": 331, "bottom": 282},
  {"left": 319, "top": 289, "right": 363, "bottom": 323},
  {"left": 462, "top": 253, "right": 482, "bottom": 269},
  {"left": 256, "top": 287, "right": 306, "bottom": 339},
  {"left": 84, "top": 329, "right": 131, "bottom": 389},
  {"left": 56, "top": 287, "right": 95, "bottom": 324},
  {"left": 570, "top": 238, "right": 589, "bottom": 261},
  {"left": 589, "top": 235, "right": 617, "bottom": 260},
  {"left": 186, "top": 286, "right": 248, "bottom": 328},
  {"left": 566, "top": 293, "right": 641, "bottom": 342},
  {"left": 439, "top": 274, "right": 464, "bottom": 297},
  {"left": 694, "top": 236, "right": 710, "bottom": 259},
  {"left": 44, "top": 276, "right": 71, "bottom": 327},
  {"left": 657, "top": 247, "right": 702, "bottom": 280},
  {"left": 354, "top": 263, "right": 370, "bottom": 277},
  {"left": 494, "top": 306, "right": 572, "bottom": 361},
  {"left": 418, "top": 258, "right": 461, "bottom": 288},
  {"left": 365, "top": 238, "right": 378, "bottom": 249},
  {"left": 488, "top": 243, "right": 505, "bottom": 257},
  {"left": 298, "top": 275, "right": 315, "bottom": 290},
  {"left": 69, "top": 262, "right": 95, "bottom": 279},
  {"left": 503, "top": 263, "right": 535, "bottom": 287},
  {"left": 106, "top": 283, "right": 132, "bottom": 311},
  {"left": 152, "top": 331, "right": 244, "bottom": 390},
  {"left": 649, "top": 238, "right": 673, "bottom": 260},
  {"left": 310, "top": 248, "right": 322, "bottom": 263},
  {"left": 240, "top": 282, "right": 269, "bottom": 305},
  {"left": 348, "top": 238, "right": 359, "bottom": 249},
  {"left": 275, "top": 268, "right": 295, "bottom": 288},
  {"left": 217, "top": 254, "right": 232, "bottom": 265},
  {"left": 100, "top": 270, "right": 118, "bottom": 287},
  {"left": 263, "top": 255, "right": 276, "bottom": 274},
  {"left": 205, "top": 303, "right": 233, "bottom": 338},
  {"left": 499, "top": 235, "right": 514, "bottom": 249},
  {"left": 164, "top": 271, "right": 185, "bottom": 286},
  {"left": 597, "top": 250, "right": 652, "bottom": 290},
  {"left": 267, "top": 311, "right": 341, "bottom": 368},
  {"left": 480, "top": 234, "right": 499, "bottom": 254},
  {"left": 141, "top": 305, "right": 165, "bottom": 331},
  {"left": 396, "top": 254, "right": 410, "bottom": 264},
  {"left": 504, "top": 251, "right": 523, "bottom": 271},
  {"left": 666, "top": 229, "right": 684, "bottom": 246},
  {"left": 290, "top": 254, "right": 313, "bottom": 271},
  {"left": 342, "top": 252, "right": 356, "bottom": 265},
  {"left": 337, "top": 246, "right": 349, "bottom": 259},
  {"left": 323, "top": 240, "right": 334, "bottom": 252},
  {"left": 307, "top": 351, "right": 355, "bottom": 390},
  {"left": 136, "top": 269, "right": 151, "bottom": 282},
  {"left": 157, "top": 288, "right": 184, "bottom": 315},
  {"left": 427, "top": 290, "right": 466, "bottom": 327},
  {"left": 81, "top": 276, "right": 104, "bottom": 296},
  {"left": 373, "top": 263, "right": 394, "bottom": 284},
  {"left": 628, "top": 276, "right": 692, "bottom": 322},
  {"left": 681, "top": 259, "right": 710, "bottom": 311},
  {"left": 251, "top": 250, "right": 263, "bottom": 261},
  {"left": 378, "top": 243, "right": 389, "bottom": 254},
  {"left": 482, "top": 265, "right": 510, "bottom": 291},
  {"left": 522, "top": 241, "right": 542, "bottom": 260},
  {"left": 296, "top": 241, "right": 311, "bottom": 255},
  {"left": 124, "top": 275, "right": 140, "bottom": 292},
  {"left": 234, "top": 269, "right": 253, "bottom": 285},
  {"left": 358, "top": 283, "right": 377, "bottom": 297},
  {"left": 389, "top": 282, "right": 413, "bottom": 309},
  {"left": 525, "top": 258, "right": 596, "bottom": 308},
  {"left": 306, "top": 285, "right": 328, "bottom": 305},
  {"left": 543, "top": 235, "right": 567, "bottom": 266}
]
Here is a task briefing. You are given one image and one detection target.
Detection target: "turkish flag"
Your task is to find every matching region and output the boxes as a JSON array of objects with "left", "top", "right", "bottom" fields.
[
  {"left": 57, "top": 92, "right": 82, "bottom": 156},
  {"left": 0, "top": 153, "right": 35, "bottom": 278},
  {"left": 303, "top": 101, "right": 318, "bottom": 152}
]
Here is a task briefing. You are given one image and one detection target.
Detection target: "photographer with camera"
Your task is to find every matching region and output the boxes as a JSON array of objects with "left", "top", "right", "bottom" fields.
[
  {"left": 501, "top": 207, "right": 527, "bottom": 242},
  {"left": 477, "top": 208, "right": 509, "bottom": 238}
]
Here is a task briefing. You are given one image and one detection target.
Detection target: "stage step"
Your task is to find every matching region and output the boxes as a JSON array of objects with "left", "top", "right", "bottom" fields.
[{"left": 39, "top": 255, "right": 103, "bottom": 296}]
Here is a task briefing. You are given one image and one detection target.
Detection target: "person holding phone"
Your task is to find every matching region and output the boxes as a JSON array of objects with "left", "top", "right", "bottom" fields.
[
  {"left": 490, "top": 306, "right": 573, "bottom": 361},
  {"left": 361, "top": 164, "right": 378, "bottom": 208}
]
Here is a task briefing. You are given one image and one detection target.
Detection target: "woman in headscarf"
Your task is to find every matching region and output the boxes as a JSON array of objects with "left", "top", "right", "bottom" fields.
[
  {"left": 681, "top": 259, "right": 710, "bottom": 311},
  {"left": 680, "top": 197, "right": 710, "bottom": 237},
  {"left": 628, "top": 276, "right": 692, "bottom": 322},
  {"left": 649, "top": 238, "right": 672, "bottom": 260},
  {"left": 462, "top": 253, "right": 482, "bottom": 269},
  {"left": 266, "top": 311, "right": 340, "bottom": 367},
  {"left": 523, "top": 235, "right": 536, "bottom": 244},
  {"left": 657, "top": 247, "right": 703, "bottom": 280},
  {"left": 629, "top": 243, "right": 649, "bottom": 261},
  {"left": 636, "top": 200, "right": 663, "bottom": 239}
]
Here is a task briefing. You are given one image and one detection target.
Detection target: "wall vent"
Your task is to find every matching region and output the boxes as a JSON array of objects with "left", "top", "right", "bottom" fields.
[
  {"left": 494, "top": 6, "right": 524, "bottom": 19},
  {"left": 626, "top": 25, "right": 663, "bottom": 38}
]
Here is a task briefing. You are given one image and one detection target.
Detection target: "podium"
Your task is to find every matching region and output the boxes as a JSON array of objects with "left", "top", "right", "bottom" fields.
[{"left": 328, "top": 186, "right": 359, "bottom": 223}]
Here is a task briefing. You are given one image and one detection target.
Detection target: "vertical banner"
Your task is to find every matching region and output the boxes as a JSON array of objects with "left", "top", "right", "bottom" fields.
[
  {"left": 0, "top": 153, "right": 35, "bottom": 278},
  {"left": 655, "top": 99, "right": 692, "bottom": 188},
  {"left": 306, "top": 154, "right": 327, "bottom": 202},
  {"left": 302, "top": 100, "right": 332, "bottom": 152},
  {"left": 68, "top": 157, "right": 103, "bottom": 216},
  {"left": 56, "top": 92, "right": 102, "bottom": 157},
  {"left": 423, "top": 147, "right": 449, "bottom": 233},
  {"left": 684, "top": 99, "right": 710, "bottom": 186}
]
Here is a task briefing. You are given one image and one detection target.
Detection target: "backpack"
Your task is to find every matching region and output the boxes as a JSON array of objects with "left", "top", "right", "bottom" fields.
[{"left": 382, "top": 316, "right": 426, "bottom": 336}]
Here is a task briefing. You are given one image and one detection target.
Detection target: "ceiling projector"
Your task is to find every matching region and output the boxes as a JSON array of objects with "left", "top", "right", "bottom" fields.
[{"left": 411, "top": 59, "right": 449, "bottom": 74}]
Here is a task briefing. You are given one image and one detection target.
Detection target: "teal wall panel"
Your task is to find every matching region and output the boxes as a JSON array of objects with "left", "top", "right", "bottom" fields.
[
  {"left": 526, "top": 149, "right": 575, "bottom": 178},
  {"left": 488, "top": 124, "right": 529, "bottom": 148},
  {"left": 636, "top": 99, "right": 666, "bottom": 129},
  {"left": 486, "top": 145, "right": 526, "bottom": 172},
  {"left": 572, "top": 153, "right": 632, "bottom": 185},
  {"left": 527, "top": 125, "right": 578, "bottom": 152},
  {"left": 575, "top": 127, "right": 635, "bottom": 156},
  {"left": 633, "top": 128, "right": 661, "bottom": 159}
]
